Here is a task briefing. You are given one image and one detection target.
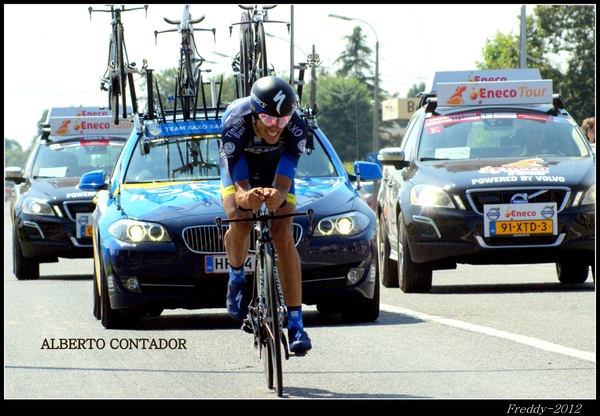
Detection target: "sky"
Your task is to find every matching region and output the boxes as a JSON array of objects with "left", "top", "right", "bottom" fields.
[{"left": 4, "top": 4, "right": 539, "bottom": 150}]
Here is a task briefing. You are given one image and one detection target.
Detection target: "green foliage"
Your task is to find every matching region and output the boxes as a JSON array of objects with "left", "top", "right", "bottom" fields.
[
  {"left": 315, "top": 76, "right": 373, "bottom": 163},
  {"left": 5, "top": 139, "right": 28, "bottom": 169},
  {"left": 406, "top": 82, "right": 427, "bottom": 98},
  {"left": 477, "top": 5, "right": 595, "bottom": 126},
  {"left": 333, "top": 26, "right": 374, "bottom": 88},
  {"left": 137, "top": 67, "right": 239, "bottom": 112}
]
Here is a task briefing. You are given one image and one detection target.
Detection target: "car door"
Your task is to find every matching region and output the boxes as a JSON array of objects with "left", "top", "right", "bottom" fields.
[{"left": 381, "top": 113, "right": 422, "bottom": 252}]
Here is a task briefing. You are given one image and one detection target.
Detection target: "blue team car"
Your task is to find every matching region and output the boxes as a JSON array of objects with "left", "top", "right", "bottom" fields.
[{"left": 79, "top": 76, "right": 382, "bottom": 329}]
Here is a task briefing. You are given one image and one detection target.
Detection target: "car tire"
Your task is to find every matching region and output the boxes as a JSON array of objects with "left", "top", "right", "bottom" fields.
[
  {"left": 378, "top": 212, "right": 398, "bottom": 288},
  {"left": 556, "top": 262, "right": 589, "bottom": 284},
  {"left": 340, "top": 268, "right": 380, "bottom": 323},
  {"left": 398, "top": 212, "right": 432, "bottom": 293},
  {"left": 92, "top": 261, "right": 101, "bottom": 320},
  {"left": 13, "top": 229, "right": 40, "bottom": 280},
  {"left": 100, "top": 274, "right": 138, "bottom": 329}
]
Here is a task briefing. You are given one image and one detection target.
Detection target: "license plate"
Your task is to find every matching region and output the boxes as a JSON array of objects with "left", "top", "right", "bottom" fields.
[
  {"left": 484, "top": 202, "right": 557, "bottom": 237},
  {"left": 76, "top": 213, "right": 93, "bottom": 238},
  {"left": 490, "top": 219, "right": 553, "bottom": 236},
  {"left": 205, "top": 254, "right": 255, "bottom": 274}
]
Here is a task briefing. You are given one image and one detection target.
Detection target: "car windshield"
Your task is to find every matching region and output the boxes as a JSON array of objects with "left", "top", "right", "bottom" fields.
[
  {"left": 418, "top": 111, "right": 591, "bottom": 160},
  {"left": 124, "top": 132, "right": 337, "bottom": 183},
  {"left": 32, "top": 138, "right": 124, "bottom": 178}
]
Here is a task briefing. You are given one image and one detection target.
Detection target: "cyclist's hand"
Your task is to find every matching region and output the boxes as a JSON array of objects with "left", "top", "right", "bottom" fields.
[
  {"left": 263, "top": 188, "right": 284, "bottom": 211},
  {"left": 245, "top": 188, "right": 266, "bottom": 210}
]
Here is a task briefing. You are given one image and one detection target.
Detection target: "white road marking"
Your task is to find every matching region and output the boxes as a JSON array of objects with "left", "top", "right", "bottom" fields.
[{"left": 380, "top": 304, "right": 595, "bottom": 363}]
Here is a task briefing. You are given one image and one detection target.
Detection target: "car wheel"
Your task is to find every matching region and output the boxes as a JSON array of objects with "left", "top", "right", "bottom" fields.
[
  {"left": 340, "top": 267, "right": 380, "bottom": 323},
  {"left": 92, "top": 262, "right": 101, "bottom": 320},
  {"left": 397, "top": 212, "right": 432, "bottom": 293},
  {"left": 556, "top": 262, "right": 589, "bottom": 284},
  {"left": 378, "top": 212, "right": 398, "bottom": 288},
  {"left": 13, "top": 229, "right": 39, "bottom": 280},
  {"left": 100, "top": 274, "right": 138, "bottom": 329}
]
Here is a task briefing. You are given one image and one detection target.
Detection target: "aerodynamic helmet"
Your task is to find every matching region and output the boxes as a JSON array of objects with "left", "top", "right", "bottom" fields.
[{"left": 250, "top": 76, "right": 296, "bottom": 118}]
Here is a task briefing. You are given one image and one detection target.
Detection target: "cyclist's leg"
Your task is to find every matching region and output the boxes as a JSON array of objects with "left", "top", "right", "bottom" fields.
[
  {"left": 222, "top": 193, "right": 253, "bottom": 269},
  {"left": 222, "top": 192, "right": 253, "bottom": 320}
]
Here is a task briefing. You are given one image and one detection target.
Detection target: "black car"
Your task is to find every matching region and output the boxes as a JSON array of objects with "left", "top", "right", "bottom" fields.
[
  {"left": 377, "top": 69, "right": 595, "bottom": 293},
  {"left": 5, "top": 107, "right": 132, "bottom": 280}
]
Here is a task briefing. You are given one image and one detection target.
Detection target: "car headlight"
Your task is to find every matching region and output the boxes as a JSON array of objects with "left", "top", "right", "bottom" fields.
[
  {"left": 581, "top": 183, "right": 595, "bottom": 206},
  {"left": 410, "top": 184, "right": 454, "bottom": 208},
  {"left": 108, "top": 219, "right": 171, "bottom": 243},
  {"left": 313, "top": 211, "right": 370, "bottom": 237},
  {"left": 21, "top": 197, "right": 55, "bottom": 216}
]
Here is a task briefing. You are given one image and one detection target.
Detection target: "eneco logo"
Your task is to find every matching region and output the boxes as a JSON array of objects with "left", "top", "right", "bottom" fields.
[
  {"left": 56, "top": 119, "right": 71, "bottom": 134},
  {"left": 445, "top": 83, "right": 549, "bottom": 105}
]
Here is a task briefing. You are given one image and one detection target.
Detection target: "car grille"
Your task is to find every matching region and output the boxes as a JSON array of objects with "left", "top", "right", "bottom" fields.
[
  {"left": 63, "top": 201, "right": 96, "bottom": 220},
  {"left": 465, "top": 186, "right": 570, "bottom": 215},
  {"left": 182, "top": 224, "right": 303, "bottom": 254}
]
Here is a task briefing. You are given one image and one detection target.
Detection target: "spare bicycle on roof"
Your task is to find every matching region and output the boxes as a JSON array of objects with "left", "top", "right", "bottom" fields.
[
  {"left": 88, "top": 4, "right": 148, "bottom": 125},
  {"left": 154, "top": 4, "right": 216, "bottom": 120}
]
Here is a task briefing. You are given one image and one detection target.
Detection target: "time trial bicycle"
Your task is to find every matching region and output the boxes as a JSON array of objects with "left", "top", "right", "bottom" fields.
[
  {"left": 89, "top": 4, "right": 148, "bottom": 125},
  {"left": 215, "top": 207, "right": 313, "bottom": 397},
  {"left": 154, "top": 4, "right": 216, "bottom": 120},
  {"left": 229, "top": 4, "right": 290, "bottom": 98}
]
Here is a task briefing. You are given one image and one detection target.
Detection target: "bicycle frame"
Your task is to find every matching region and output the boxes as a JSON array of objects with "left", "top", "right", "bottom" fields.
[
  {"left": 154, "top": 5, "right": 216, "bottom": 120},
  {"left": 89, "top": 4, "right": 148, "bottom": 125},
  {"left": 229, "top": 4, "right": 290, "bottom": 98},
  {"left": 215, "top": 207, "right": 312, "bottom": 397}
]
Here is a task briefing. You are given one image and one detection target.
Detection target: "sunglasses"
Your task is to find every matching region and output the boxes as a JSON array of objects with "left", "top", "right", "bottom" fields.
[{"left": 258, "top": 113, "right": 291, "bottom": 128}]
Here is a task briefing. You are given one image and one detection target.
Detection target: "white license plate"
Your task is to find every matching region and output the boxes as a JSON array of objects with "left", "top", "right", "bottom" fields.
[
  {"left": 484, "top": 202, "right": 557, "bottom": 237},
  {"left": 76, "top": 213, "right": 93, "bottom": 238},
  {"left": 205, "top": 254, "right": 256, "bottom": 274}
]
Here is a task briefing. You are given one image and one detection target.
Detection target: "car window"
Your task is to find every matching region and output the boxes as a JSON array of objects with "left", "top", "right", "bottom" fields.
[
  {"left": 125, "top": 135, "right": 222, "bottom": 183},
  {"left": 32, "top": 139, "right": 124, "bottom": 178},
  {"left": 418, "top": 111, "right": 590, "bottom": 160},
  {"left": 296, "top": 136, "right": 336, "bottom": 178}
]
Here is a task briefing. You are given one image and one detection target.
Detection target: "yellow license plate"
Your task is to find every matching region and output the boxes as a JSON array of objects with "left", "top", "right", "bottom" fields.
[
  {"left": 491, "top": 219, "right": 553, "bottom": 236},
  {"left": 85, "top": 226, "right": 93, "bottom": 237}
]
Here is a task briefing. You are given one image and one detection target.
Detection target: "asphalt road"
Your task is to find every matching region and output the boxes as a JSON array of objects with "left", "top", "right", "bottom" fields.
[{"left": 3, "top": 200, "right": 596, "bottom": 406}]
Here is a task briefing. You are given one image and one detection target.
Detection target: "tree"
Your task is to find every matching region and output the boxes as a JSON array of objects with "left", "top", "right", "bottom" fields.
[
  {"left": 477, "top": 5, "right": 595, "bottom": 126},
  {"left": 314, "top": 76, "right": 373, "bottom": 163},
  {"left": 5, "top": 139, "right": 28, "bottom": 168},
  {"left": 406, "top": 82, "right": 427, "bottom": 98},
  {"left": 333, "top": 26, "right": 374, "bottom": 88},
  {"left": 137, "top": 67, "right": 239, "bottom": 113}
]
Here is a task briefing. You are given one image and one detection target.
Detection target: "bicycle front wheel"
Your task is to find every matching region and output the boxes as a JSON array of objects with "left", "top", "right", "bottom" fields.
[
  {"left": 110, "top": 73, "right": 120, "bottom": 126},
  {"left": 116, "top": 24, "right": 127, "bottom": 121},
  {"left": 262, "top": 241, "right": 283, "bottom": 396}
]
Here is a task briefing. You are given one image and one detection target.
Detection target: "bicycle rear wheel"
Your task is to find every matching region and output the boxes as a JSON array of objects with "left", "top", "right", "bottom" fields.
[
  {"left": 262, "top": 241, "right": 283, "bottom": 396},
  {"left": 179, "top": 46, "right": 195, "bottom": 119},
  {"left": 238, "top": 11, "right": 253, "bottom": 97},
  {"left": 256, "top": 22, "right": 268, "bottom": 79},
  {"left": 108, "top": 36, "right": 120, "bottom": 125}
]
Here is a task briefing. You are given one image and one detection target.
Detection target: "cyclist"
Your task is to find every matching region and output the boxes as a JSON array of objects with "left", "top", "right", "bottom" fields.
[{"left": 219, "top": 76, "right": 312, "bottom": 353}]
